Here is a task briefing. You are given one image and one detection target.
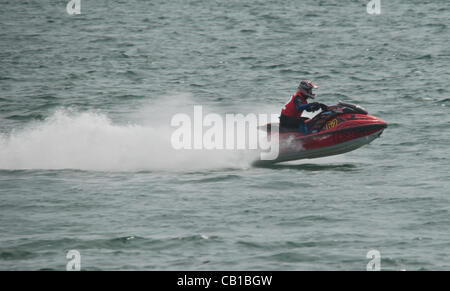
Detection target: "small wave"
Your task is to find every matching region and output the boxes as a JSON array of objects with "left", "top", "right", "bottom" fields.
[
  {"left": 424, "top": 23, "right": 447, "bottom": 30},
  {"left": 240, "top": 29, "right": 256, "bottom": 34},
  {"left": 304, "top": 13, "right": 320, "bottom": 18},
  {"left": 89, "top": 36, "right": 116, "bottom": 43},
  {"left": 184, "top": 174, "right": 241, "bottom": 184},
  {"left": 238, "top": 56, "right": 257, "bottom": 61},
  {"left": 265, "top": 251, "right": 316, "bottom": 263},
  {"left": 264, "top": 64, "right": 287, "bottom": 69},
  {"left": 350, "top": 76, "right": 376, "bottom": 82},
  {"left": 257, "top": 163, "right": 357, "bottom": 172},
  {"left": 0, "top": 249, "right": 36, "bottom": 261},
  {"left": 261, "top": 14, "right": 281, "bottom": 21},
  {"left": 6, "top": 113, "right": 44, "bottom": 121},
  {"left": 0, "top": 76, "right": 15, "bottom": 81},
  {"left": 279, "top": 69, "right": 310, "bottom": 75},
  {"left": 415, "top": 54, "right": 432, "bottom": 60},
  {"left": 115, "top": 94, "right": 146, "bottom": 100}
]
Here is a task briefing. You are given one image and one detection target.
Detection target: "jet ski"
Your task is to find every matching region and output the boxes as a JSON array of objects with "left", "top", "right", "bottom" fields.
[{"left": 254, "top": 101, "right": 387, "bottom": 165}]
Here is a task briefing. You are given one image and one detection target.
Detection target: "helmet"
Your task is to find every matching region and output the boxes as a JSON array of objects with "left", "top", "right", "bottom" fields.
[{"left": 298, "top": 80, "right": 319, "bottom": 99}]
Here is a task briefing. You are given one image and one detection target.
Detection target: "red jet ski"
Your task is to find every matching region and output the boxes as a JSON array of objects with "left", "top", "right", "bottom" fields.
[{"left": 255, "top": 102, "right": 387, "bottom": 165}]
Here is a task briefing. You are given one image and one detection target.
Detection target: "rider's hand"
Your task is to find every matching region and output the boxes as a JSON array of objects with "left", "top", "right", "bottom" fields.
[{"left": 309, "top": 102, "right": 320, "bottom": 111}]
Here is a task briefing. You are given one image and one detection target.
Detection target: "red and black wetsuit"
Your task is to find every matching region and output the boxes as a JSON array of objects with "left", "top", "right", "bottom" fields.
[{"left": 280, "top": 92, "right": 314, "bottom": 131}]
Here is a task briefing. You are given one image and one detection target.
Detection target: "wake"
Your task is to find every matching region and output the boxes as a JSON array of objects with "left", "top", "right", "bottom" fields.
[{"left": 0, "top": 107, "right": 256, "bottom": 172}]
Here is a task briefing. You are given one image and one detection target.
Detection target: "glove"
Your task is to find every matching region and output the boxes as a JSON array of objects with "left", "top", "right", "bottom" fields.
[
  {"left": 319, "top": 103, "right": 329, "bottom": 111},
  {"left": 307, "top": 102, "right": 320, "bottom": 112}
]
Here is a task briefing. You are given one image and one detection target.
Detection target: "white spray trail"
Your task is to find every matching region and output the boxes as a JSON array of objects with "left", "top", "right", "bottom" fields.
[{"left": 0, "top": 96, "right": 261, "bottom": 171}]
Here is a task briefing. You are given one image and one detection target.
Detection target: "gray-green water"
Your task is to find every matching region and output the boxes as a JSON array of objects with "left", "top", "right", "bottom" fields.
[{"left": 0, "top": 0, "right": 449, "bottom": 270}]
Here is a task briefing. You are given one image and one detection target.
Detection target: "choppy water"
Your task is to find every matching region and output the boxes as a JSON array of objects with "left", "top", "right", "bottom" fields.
[{"left": 0, "top": 0, "right": 449, "bottom": 270}]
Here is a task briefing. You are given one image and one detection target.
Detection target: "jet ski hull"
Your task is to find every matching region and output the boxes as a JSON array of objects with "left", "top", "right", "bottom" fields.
[
  {"left": 254, "top": 102, "right": 387, "bottom": 166},
  {"left": 255, "top": 128, "right": 384, "bottom": 166}
]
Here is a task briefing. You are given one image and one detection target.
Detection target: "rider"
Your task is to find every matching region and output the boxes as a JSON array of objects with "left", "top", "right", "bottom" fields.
[{"left": 280, "top": 80, "right": 325, "bottom": 133}]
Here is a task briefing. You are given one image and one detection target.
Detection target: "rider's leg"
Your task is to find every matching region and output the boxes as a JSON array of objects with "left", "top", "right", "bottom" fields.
[{"left": 298, "top": 118, "right": 309, "bottom": 134}]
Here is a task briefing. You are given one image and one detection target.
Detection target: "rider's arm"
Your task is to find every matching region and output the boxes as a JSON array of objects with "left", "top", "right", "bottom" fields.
[
  {"left": 293, "top": 96, "right": 311, "bottom": 111},
  {"left": 296, "top": 103, "right": 313, "bottom": 111}
]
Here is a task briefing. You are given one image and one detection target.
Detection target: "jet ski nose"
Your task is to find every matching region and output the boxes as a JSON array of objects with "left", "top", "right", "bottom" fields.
[
  {"left": 370, "top": 122, "right": 387, "bottom": 135},
  {"left": 378, "top": 122, "right": 388, "bottom": 129},
  {"left": 370, "top": 117, "right": 388, "bottom": 129}
]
